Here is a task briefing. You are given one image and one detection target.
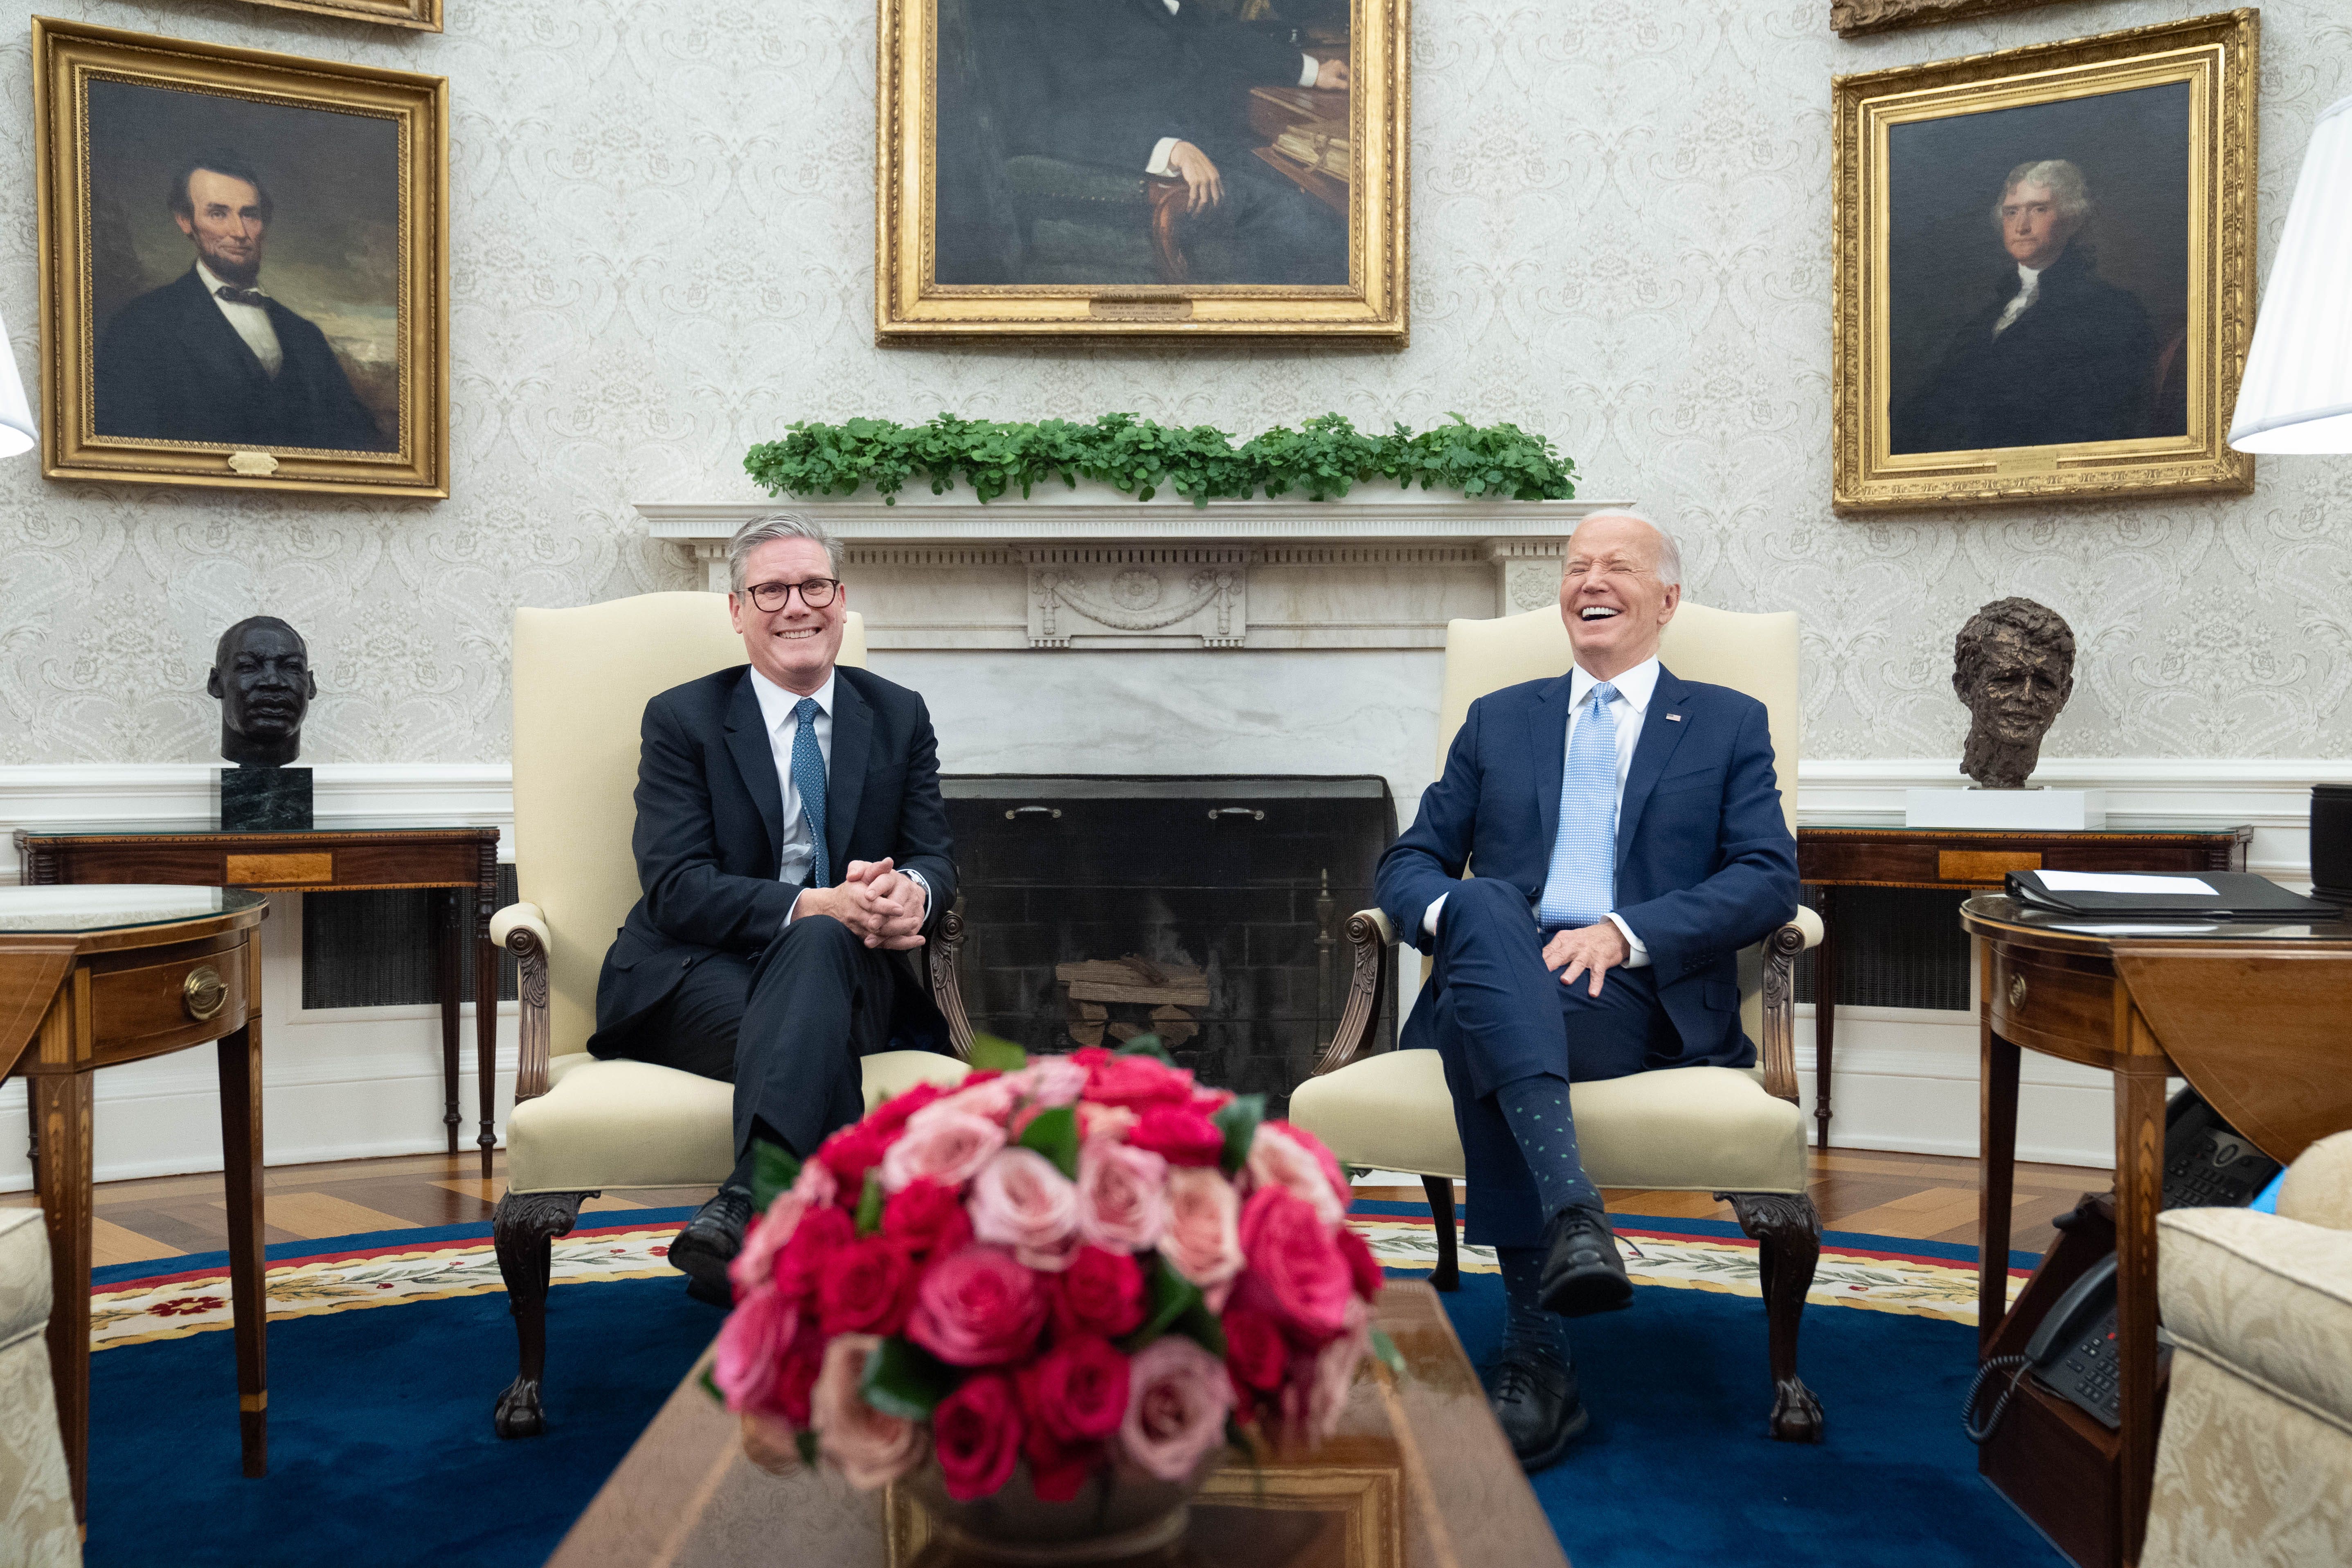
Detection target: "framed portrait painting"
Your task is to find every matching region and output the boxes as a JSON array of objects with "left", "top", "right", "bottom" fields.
[
  {"left": 875, "top": 0, "right": 1408, "bottom": 338},
  {"left": 1830, "top": 11, "right": 2257, "bottom": 512},
  {"left": 33, "top": 19, "right": 449, "bottom": 497}
]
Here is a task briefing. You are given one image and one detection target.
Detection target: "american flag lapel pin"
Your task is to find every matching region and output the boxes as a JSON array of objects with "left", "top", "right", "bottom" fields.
[{"left": 1666, "top": 713, "right": 1684, "bottom": 722}]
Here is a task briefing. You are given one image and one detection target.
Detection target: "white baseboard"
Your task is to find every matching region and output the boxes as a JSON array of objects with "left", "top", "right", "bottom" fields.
[{"left": 4, "top": 756, "right": 2327, "bottom": 1185}]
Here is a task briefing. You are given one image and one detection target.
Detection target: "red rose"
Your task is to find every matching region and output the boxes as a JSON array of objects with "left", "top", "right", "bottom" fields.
[
  {"left": 1083, "top": 1053, "right": 1196, "bottom": 1109},
  {"left": 1234, "top": 1188, "right": 1353, "bottom": 1343},
  {"left": 907, "top": 1246, "right": 1049, "bottom": 1366},
  {"left": 774, "top": 1206, "right": 855, "bottom": 1302},
  {"left": 774, "top": 1321, "right": 826, "bottom": 1426},
  {"left": 1051, "top": 1246, "right": 1145, "bottom": 1340},
  {"left": 1019, "top": 1334, "right": 1130, "bottom": 1443},
  {"left": 883, "top": 1177, "right": 974, "bottom": 1257},
  {"left": 1126, "top": 1103, "right": 1225, "bottom": 1167},
  {"left": 1220, "top": 1304, "right": 1288, "bottom": 1392},
  {"left": 865, "top": 1081, "right": 951, "bottom": 1137},
  {"left": 933, "top": 1372, "right": 1023, "bottom": 1502},
  {"left": 1070, "top": 1048, "right": 1112, "bottom": 1068},
  {"left": 1022, "top": 1424, "right": 1102, "bottom": 1504},
  {"left": 1334, "top": 1224, "right": 1385, "bottom": 1303},
  {"left": 816, "top": 1123, "right": 892, "bottom": 1194},
  {"left": 816, "top": 1235, "right": 918, "bottom": 1336}
]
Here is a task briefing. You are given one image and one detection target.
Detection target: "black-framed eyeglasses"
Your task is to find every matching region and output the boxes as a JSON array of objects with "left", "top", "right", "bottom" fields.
[{"left": 743, "top": 577, "right": 840, "bottom": 612}]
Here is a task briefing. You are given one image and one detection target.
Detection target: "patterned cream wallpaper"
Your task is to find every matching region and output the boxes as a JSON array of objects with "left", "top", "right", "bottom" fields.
[{"left": 0, "top": 0, "right": 2347, "bottom": 765}]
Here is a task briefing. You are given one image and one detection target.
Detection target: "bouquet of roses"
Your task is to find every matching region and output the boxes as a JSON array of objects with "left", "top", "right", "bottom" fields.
[{"left": 705, "top": 1039, "right": 1390, "bottom": 1504}]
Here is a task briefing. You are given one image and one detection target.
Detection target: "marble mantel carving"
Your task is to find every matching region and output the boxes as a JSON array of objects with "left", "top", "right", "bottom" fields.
[{"left": 634, "top": 492, "right": 1626, "bottom": 651}]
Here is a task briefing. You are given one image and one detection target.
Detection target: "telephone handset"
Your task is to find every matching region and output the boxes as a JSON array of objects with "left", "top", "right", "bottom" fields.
[{"left": 1965, "top": 1255, "right": 2146, "bottom": 1442}]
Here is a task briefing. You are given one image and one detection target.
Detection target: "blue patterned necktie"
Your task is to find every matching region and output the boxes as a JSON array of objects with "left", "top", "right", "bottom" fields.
[
  {"left": 1538, "top": 682, "right": 1620, "bottom": 929},
  {"left": 790, "top": 696, "right": 830, "bottom": 890}
]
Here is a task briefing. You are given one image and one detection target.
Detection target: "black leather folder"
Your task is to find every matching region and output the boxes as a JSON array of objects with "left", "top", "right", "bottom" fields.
[{"left": 2005, "top": 869, "right": 2334, "bottom": 921}]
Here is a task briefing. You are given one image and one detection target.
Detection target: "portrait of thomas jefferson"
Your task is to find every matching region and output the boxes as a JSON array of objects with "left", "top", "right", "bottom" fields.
[
  {"left": 92, "top": 146, "right": 394, "bottom": 453},
  {"left": 1892, "top": 159, "right": 2163, "bottom": 455},
  {"left": 938, "top": 0, "right": 1352, "bottom": 287}
]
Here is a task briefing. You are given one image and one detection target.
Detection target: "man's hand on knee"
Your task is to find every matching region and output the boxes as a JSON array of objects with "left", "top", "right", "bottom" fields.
[{"left": 1542, "top": 921, "right": 1628, "bottom": 998}]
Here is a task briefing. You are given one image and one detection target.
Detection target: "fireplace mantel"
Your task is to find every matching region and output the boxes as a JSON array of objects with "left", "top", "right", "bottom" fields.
[{"left": 634, "top": 490, "right": 1630, "bottom": 651}]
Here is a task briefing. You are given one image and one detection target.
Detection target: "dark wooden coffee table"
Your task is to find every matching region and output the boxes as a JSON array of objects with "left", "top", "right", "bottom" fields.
[{"left": 545, "top": 1281, "right": 1566, "bottom": 1568}]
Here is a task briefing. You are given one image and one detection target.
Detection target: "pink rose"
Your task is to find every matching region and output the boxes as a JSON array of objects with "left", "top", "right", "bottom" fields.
[
  {"left": 1128, "top": 1103, "right": 1225, "bottom": 1167},
  {"left": 1234, "top": 1187, "right": 1354, "bottom": 1343},
  {"left": 1077, "top": 1103, "right": 1140, "bottom": 1144},
  {"left": 729, "top": 1188, "right": 808, "bottom": 1296},
  {"left": 1245, "top": 1122, "right": 1350, "bottom": 1227},
  {"left": 880, "top": 1107, "right": 1006, "bottom": 1193},
  {"left": 1076, "top": 1138, "right": 1169, "bottom": 1253},
  {"left": 1005, "top": 1055, "right": 1091, "bottom": 1107},
  {"left": 1118, "top": 1336, "right": 1235, "bottom": 1483},
  {"left": 1084, "top": 1054, "right": 1197, "bottom": 1109},
  {"left": 1159, "top": 1165, "right": 1244, "bottom": 1291},
  {"left": 791, "top": 1156, "right": 840, "bottom": 1210},
  {"left": 933, "top": 1074, "right": 1023, "bottom": 1125},
  {"left": 1303, "top": 1298, "right": 1371, "bottom": 1440},
  {"left": 712, "top": 1284, "right": 797, "bottom": 1412},
  {"left": 906, "top": 1245, "right": 1049, "bottom": 1366},
  {"left": 808, "top": 1334, "right": 925, "bottom": 1490},
  {"left": 968, "top": 1147, "right": 1081, "bottom": 1271}
]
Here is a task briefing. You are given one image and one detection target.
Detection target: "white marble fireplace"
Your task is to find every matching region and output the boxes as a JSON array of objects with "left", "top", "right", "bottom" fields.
[{"left": 634, "top": 488, "right": 1623, "bottom": 812}]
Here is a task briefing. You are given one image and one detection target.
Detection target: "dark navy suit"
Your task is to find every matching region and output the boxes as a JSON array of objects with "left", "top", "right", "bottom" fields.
[{"left": 1375, "top": 663, "right": 1799, "bottom": 1246}]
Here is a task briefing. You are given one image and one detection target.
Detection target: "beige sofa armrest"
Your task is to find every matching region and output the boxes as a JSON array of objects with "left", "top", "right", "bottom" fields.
[{"left": 492, "top": 901, "right": 556, "bottom": 1104}]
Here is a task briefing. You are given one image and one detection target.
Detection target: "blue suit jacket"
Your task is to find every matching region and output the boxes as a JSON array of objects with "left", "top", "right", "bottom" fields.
[{"left": 1376, "top": 663, "right": 1800, "bottom": 1069}]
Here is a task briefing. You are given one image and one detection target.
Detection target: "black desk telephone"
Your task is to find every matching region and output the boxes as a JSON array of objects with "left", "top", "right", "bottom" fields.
[{"left": 1965, "top": 1258, "right": 2152, "bottom": 1440}]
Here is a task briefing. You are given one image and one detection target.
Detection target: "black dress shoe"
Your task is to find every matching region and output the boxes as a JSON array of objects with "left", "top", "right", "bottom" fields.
[
  {"left": 1537, "top": 1205, "right": 1633, "bottom": 1318},
  {"left": 669, "top": 1185, "right": 754, "bottom": 1302},
  {"left": 1485, "top": 1351, "right": 1589, "bottom": 1471}
]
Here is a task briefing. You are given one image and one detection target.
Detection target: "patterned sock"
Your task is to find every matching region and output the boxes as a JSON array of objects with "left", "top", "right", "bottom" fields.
[
  {"left": 1497, "top": 1245, "right": 1570, "bottom": 1368},
  {"left": 1495, "top": 1072, "right": 1603, "bottom": 1219}
]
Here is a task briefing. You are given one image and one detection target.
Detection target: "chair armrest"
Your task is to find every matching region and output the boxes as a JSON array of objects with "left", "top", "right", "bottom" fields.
[
  {"left": 927, "top": 905, "right": 976, "bottom": 1063},
  {"left": 1312, "top": 909, "right": 1398, "bottom": 1077},
  {"left": 1757, "top": 917, "right": 1812, "bottom": 1106},
  {"left": 493, "top": 901, "right": 556, "bottom": 1104}
]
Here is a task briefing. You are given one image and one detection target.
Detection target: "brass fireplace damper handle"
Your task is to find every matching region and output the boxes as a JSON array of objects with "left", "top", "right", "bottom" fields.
[
  {"left": 184, "top": 965, "right": 229, "bottom": 1021},
  {"left": 1208, "top": 808, "right": 1265, "bottom": 822},
  {"left": 1004, "top": 806, "right": 1062, "bottom": 821}
]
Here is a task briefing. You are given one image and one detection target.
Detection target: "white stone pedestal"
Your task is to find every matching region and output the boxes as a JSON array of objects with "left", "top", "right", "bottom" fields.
[{"left": 1905, "top": 788, "right": 2107, "bottom": 830}]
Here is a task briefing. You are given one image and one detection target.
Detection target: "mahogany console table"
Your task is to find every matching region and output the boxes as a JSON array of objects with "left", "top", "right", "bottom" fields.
[
  {"left": 1795, "top": 822, "right": 2251, "bottom": 1149},
  {"left": 0, "top": 885, "right": 271, "bottom": 1525},
  {"left": 14, "top": 824, "right": 504, "bottom": 1177},
  {"left": 1960, "top": 894, "right": 2352, "bottom": 1568}
]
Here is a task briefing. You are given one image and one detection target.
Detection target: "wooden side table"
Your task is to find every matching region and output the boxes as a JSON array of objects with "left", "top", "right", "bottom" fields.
[
  {"left": 15, "top": 825, "right": 504, "bottom": 1177},
  {"left": 1959, "top": 895, "right": 2352, "bottom": 1568},
  {"left": 0, "top": 885, "right": 272, "bottom": 1525},
  {"left": 1795, "top": 822, "right": 2251, "bottom": 1149}
]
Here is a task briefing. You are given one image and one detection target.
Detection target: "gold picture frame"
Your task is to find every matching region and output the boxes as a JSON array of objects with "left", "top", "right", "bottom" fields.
[
  {"left": 1830, "top": 10, "right": 2257, "bottom": 513},
  {"left": 874, "top": 0, "right": 1409, "bottom": 339},
  {"left": 240, "top": 0, "right": 442, "bottom": 32},
  {"left": 1830, "top": 0, "right": 2082, "bottom": 39},
  {"left": 33, "top": 18, "right": 450, "bottom": 497}
]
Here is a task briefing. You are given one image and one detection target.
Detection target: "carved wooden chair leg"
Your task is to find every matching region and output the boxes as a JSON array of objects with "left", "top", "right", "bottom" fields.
[
  {"left": 1421, "top": 1174, "right": 1461, "bottom": 1292},
  {"left": 492, "top": 1188, "right": 593, "bottom": 1439},
  {"left": 1721, "top": 1190, "right": 1825, "bottom": 1443}
]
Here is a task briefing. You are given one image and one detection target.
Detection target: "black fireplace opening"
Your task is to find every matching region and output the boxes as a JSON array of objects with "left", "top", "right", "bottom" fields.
[{"left": 944, "top": 775, "right": 1398, "bottom": 1115}]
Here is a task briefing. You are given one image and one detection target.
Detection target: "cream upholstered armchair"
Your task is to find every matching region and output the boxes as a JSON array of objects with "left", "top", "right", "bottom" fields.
[
  {"left": 2141, "top": 1130, "right": 2352, "bottom": 1567},
  {"left": 487, "top": 594, "right": 972, "bottom": 1438},
  {"left": 1288, "top": 601, "right": 1828, "bottom": 1442},
  {"left": 0, "top": 1208, "right": 79, "bottom": 1567}
]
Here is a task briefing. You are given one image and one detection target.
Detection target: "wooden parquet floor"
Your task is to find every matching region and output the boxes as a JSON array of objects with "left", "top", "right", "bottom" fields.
[{"left": 0, "top": 1146, "right": 2110, "bottom": 1268}]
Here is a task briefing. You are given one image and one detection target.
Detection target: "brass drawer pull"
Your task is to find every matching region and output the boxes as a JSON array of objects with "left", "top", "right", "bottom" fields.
[
  {"left": 2009, "top": 973, "right": 2029, "bottom": 1010},
  {"left": 184, "top": 965, "right": 228, "bottom": 1021}
]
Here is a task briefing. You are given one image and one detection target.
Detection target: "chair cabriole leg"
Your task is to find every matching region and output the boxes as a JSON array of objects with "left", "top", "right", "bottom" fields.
[
  {"left": 1722, "top": 1190, "right": 1825, "bottom": 1443},
  {"left": 1421, "top": 1174, "right": 1461, "bottom": 1292},
  {"left": 492, "top": 1188, "right": 591, "bottom": 1438}
]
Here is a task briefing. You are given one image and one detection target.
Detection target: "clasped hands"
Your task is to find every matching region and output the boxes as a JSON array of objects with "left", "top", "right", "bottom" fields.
[
  {"left": 1542, "top": 919, "right": 1628, "bottom": 998},
  {"left": 797, "top": 858, "right": 927, "bottom": 950}
]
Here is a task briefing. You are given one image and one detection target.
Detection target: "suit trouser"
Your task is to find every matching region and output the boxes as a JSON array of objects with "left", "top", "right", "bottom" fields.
[
  {"left": 1430, "top": 877, "right": 1682, "bottom": 1249},
  {"left": 1193, "top": 147, "right": 1349, "bottom": 286},
  {"left": 606, "top": 915, "right": 900, "bottom": 1164}
]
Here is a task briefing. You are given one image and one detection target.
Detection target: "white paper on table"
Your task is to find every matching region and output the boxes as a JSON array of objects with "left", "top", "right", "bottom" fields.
[{"left": 2033, "top": 872, "right": 2218, "bottom": 895}]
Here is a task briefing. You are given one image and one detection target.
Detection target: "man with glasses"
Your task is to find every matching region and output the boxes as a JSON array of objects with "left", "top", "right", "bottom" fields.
[
  {"left": 1374, "top": 511, "right": 1798, "bottom": 1470},
  {"left": 585, "top": 513, "right": 957, "bottom": 1302}
]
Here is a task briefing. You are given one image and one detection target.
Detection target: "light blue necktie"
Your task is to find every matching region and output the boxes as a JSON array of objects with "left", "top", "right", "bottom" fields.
[
  {"left": 1537, "top": 682, "right": 1619, "bottom": 929},
  {"left": 790, "top": 697, "right": 830, "bottom": 890}
]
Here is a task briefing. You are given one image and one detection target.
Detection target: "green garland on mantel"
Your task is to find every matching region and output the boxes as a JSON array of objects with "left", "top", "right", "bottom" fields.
[{"left": 743, "top": 412, "right": 1577, "bottom": 506}]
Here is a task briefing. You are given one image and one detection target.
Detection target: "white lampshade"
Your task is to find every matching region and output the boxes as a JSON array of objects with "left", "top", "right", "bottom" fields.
[
  {"left": 0, "top": 304, "right": 32, "bottom": 460},
  {"left": 2230, "top": 93, "right": 2352, "bottom": 454}
]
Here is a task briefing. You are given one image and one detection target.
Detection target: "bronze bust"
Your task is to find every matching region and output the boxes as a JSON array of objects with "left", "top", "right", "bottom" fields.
[
  {"left": 208, "top": 616, "right": 316, "bottom": 768},
  {"left": 1953, "top": 598, "right": 2075, "bottom": 790}
]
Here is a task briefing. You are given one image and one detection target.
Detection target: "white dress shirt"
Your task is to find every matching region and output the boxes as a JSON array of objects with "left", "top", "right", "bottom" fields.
[
  {"left": 1422, "top": 655, "right": 1661, "bottom": 966},
  {"left": 1992, "top": 262, "right": 2042, "bottom": 337},
  {"left": 1143, "top": 0, "right": 1322, "bottom": 178},
  {"left": 748, "top": 666, "right": 927, "bottom": 928},
  {"left": 196, "top": 261, "right": 284, "bottom": 377}
]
